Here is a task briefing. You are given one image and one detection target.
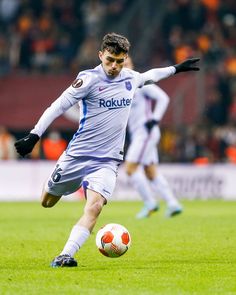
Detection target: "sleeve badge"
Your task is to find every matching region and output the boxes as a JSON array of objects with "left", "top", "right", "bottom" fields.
[{"left": 72, "top": 78, "right": 83, "bottom": 88}]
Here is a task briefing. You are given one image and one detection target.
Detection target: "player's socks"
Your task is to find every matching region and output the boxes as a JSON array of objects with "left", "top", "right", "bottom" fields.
[
  {"left": 60, "top": 225, "right": 90, "bottom": 257},
  {"left": 149, "top": 173, "right": 180, "bottom": 208},
  {"left": 128, "top": 171, "right": 157, "bottom": 209}
]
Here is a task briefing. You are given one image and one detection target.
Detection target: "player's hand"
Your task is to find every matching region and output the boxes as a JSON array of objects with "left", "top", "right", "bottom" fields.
[
  {"left": 14, "top": 133, "right": 40, "bottom": 157},
  {"left": 174, "top": 58, "right": 200, "bottom": 73},
  {"left": 145, "top": 119, "right": 159, "bottom": 133}
]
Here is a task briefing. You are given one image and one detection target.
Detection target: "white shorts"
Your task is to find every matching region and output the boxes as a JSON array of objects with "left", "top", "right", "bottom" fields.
[
  {"left": 45, "top": 152, "right": 120, "bottom": 202},
  {"left": 125, "top": 126, "right": 161, "bottom": 165}
]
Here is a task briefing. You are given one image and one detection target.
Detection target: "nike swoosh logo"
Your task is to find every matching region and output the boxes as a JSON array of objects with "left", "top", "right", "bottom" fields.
[
  {"left": 99, "top": 86, "right": 108, "bottom": 91},
  {"left": 24, "top": 138, "right": 29, "bottom": 141}
]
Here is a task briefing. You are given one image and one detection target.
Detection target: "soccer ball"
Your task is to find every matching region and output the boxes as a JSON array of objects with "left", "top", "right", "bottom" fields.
[{"left": 96, "top": 223, "right": 131, "bottom": 258}]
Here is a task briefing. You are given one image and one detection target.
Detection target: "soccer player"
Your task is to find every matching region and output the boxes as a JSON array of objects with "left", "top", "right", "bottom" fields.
[
  {"left": 14, "top": 32, "right": 199, "bottom": 267},
  {"left": 124, "top": 57, "right": 182, "bottom": 218}
]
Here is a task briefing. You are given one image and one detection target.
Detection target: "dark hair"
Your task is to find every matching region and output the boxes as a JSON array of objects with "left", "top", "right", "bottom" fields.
[{"left": 101, "top": 32, "right": 130, "bottom": 55}]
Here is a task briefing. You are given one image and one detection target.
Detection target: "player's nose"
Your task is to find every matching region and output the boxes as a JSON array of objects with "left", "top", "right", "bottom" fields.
[{"left": 111, "top": 61, "right": 117, "bottom": 69}]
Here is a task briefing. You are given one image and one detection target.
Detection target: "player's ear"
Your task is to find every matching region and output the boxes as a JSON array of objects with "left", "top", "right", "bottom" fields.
[{"left": 98, "top": 51, "right": 103, "bottom": 62}]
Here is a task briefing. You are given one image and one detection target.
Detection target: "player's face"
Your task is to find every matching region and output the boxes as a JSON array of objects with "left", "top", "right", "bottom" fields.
[{"left": 99, "top": 50, "right": 127, "bottom": 78}]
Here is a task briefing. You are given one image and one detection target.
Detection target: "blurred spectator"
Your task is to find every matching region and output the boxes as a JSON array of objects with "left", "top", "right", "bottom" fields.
[
  {"left": 161, "top": 2, "right": 181, "bottom": 39},
  {"left": 0, "top": 0, "right": 20, "bottom": 27},
  {"left": 203, "top": 88, "right": 227, "bottom": 125},
  {"left": 193, "top": 156, "right": 210, "bottom": 165},
  {"left": 225, "top": 53, "right": 236, "bottom": 76},
  {"left": 0, "top": 33, "right": 10, "bottom": 76},
  {"left": 81, "top": 0, "right": 106, "bottom": 37},
  {"left": 104, "top": 0, "right": 128, "bottom": 27},
  {"left": 174, "top": 44, "right": 195, "bottom": 64},
  {"left": 55, "top": 33, "right": 76, "bottom": 71},
  {"left": 177, "top": 125, "right": 200, "bottom": 162},
  {"left": 42, "top": 131, "right": 67, "bottom": 160},
  {"left": 0, "top": 0, "right": 233, "bottom": 75},
  {"left": 225, "top": 144, "right": 236, "bottom": 163},
  {"left": 228, "top": 92, "right": 236, "bottom": 124},
  {"left": 160, "top": 127, "right": 178, "bottom": 161},
  {"left": 205, "top": 127, "right": 222, "bottom": 161},
  {"left": 73, "top": 35, "right": 100, "bottom": 70},
  {"left": 201, "top": 0, "right": 219, "bottom": 12},
  {"left": 0, "top": 126, "right": 17, "bottom": 159}
]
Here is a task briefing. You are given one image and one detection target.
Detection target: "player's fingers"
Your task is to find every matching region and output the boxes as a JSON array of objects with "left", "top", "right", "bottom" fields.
[
  {"left": 189, "top": 57, "right": 200, "bottom": 63},
  {"left": 191, "top": 67, "right": 200, "bottom": 71}
]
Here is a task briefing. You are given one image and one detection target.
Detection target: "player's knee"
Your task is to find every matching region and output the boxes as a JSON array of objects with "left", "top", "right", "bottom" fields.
[
  {"left": 86, "top": 200, "right": 104, "bottom": 217},
  {"left": 144, "top": 165, "right": 156, "bottom": 180},
  {"left": 92, "top": 201, "right": 104, "bottom": 216},
  {"left": 145, "top": 172, "right": 155, "bottom": 180},
  {"left": 126, "top": 162, "right": 138, "bottom": 175},
  {"left": 126, "top": 168, "right": 133, "bottom": 176}
]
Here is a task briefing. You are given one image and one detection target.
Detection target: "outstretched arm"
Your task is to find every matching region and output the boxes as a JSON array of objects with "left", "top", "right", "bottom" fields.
[
  {"left": 30, "top": 91, "right": 78, "bottom": 137},
  {"left": 140, "top": 58, "right": 200, "bottom": 86},
  {"left": 14, "top": 79, "right": 89, "bottom": 157},
  {"left": 14, "top": 91, "right": 79, "bottom": 157},
  {"left": 15, "top": 74, "right": 91, "bottom": 157}
]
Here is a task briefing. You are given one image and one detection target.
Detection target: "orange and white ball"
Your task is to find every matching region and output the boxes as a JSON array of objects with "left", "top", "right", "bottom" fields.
[{"left": 96, "top": 223, "right": 131, "bottom": 258}]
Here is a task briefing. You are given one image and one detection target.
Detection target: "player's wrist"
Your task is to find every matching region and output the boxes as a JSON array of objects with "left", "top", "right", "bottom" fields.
[
  {"left": 29, "top": 133, "right": 40, "bottom": 142},
  {"left": 144, "top": 119, "right": 159, "bottom": 133},
  {"left": 151, "top": 119, "right": 159, "bottom": 125}
]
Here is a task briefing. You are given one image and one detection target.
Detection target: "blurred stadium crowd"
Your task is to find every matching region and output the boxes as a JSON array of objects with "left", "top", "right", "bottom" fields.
[{"left": 0, "top": 0, "right": 236, "bottom": 163}]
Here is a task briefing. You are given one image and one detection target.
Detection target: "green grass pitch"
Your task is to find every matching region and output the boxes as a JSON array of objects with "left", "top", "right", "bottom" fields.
[{"left": 0, "top": 200, "right": 235, "bottom": 295}]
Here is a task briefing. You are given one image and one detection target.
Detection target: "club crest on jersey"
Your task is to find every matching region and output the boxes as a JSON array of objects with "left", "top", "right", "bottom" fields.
[
  {"left": 72, "top": 78, "right": 83, "bottom": 88},
  {"left": 125, "top": 81, "right": 132, "bottom": 91}
]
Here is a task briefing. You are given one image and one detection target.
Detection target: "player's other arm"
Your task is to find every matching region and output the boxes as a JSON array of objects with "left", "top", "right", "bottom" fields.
[
  {"left": 141, "top": 58, "right": 200, "bottom": 86},
  {"left": 14, "top": 80, "right": 87, "bottom": 157}
]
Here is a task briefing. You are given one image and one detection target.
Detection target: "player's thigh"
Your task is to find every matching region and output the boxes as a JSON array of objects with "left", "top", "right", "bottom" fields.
[
  {"left": 44, "top": 153, "right": 84, "bottom": 197},
  {"left": 126, "top": 132, "right": 149, "bottom": 164},
  {"left": 83, "top": 164, "right": 118, "bottom": 203},
  {"left": 126, "top": 128, "right": 160, "bottom": 165}
]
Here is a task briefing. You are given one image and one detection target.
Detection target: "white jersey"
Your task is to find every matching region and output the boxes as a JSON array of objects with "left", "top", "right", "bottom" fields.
[
  {"left": 126, "top": 84, "right": 170, "bottom": 165},
  {"left": 128, "top": 84, "right": 170, "bottom": 135},
  {"left": 31, "top": 64, "right": 175, "bottom": 161}
]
